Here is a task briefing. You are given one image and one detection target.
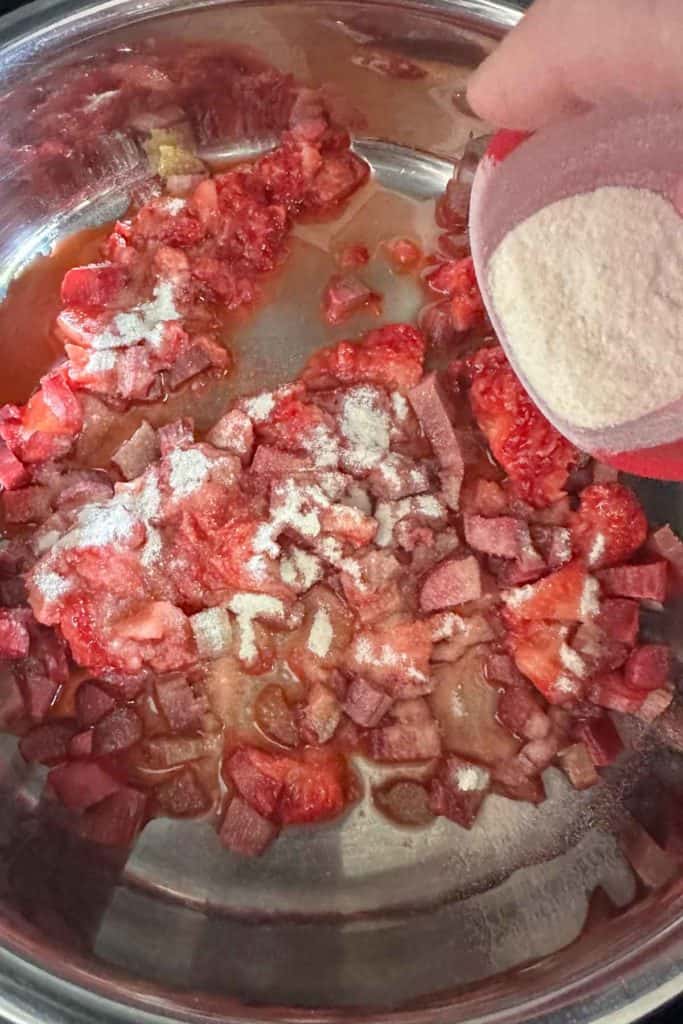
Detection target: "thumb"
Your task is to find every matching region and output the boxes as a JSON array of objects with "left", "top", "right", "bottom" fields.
[{"left": 467, "top": 0, "right": 683, "bottom": 130}]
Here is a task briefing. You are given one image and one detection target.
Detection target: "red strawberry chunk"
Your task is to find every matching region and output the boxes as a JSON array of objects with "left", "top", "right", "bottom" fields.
[
  {"left": 0, "top": 609, "right": 31, "bottom": 659},
  {"left": 460, "top": 346, "right": 577, "bottom": 508},
  {"left": 507, "top": 620, "right": 581, "bottom": 704},
  {"left": 574, "top": 714, "right": 623, "bottom": 767},
  {"left": 420, "top": 556, "right": 482, "bottom": 612},
  {"left": 92, "top": 706, "right": 143, "bottom": 756},
  {"left": 49, "top": 761, "right": 121, "bottom": 809},
  {"left": 596, "top": 598, "right": 640, "bottom": 646},
  {"left": 220, "top": 796, "right": 279, "bottom": 856},
  {"left": 504, "top": 561, "right": 598, "bottom": 623},
  {"left": 343, "top": 677, "right": 393, "bottom": 727},
  {"left": 60, "top": 262, "right": 127, "bottom": 309},
  {"left": 596, "top": 562, "right": 668, "bottom": 602},
  {"left": 19, "top": 721, "right": 78, "bottom": 765},
  {"left": 384, "top": 238, "right": 421, "bottom": 270},
  {"left": 76, "top": 680, "right": 116, "bottom": 728},
  {"left": 302, "top": 323, "right": 425, "bottom": 392},
  {"left": 0, "top": 442, "right": 28, "bottom": 490},
  {"left": 80, "top": 787, "right": 147, "bottom": 847},
  {"left": 429, "top": 755, "right": 490, "bottom": 828},
  {"left": 571, "top": 483, "right": 648, "bottom": 569},
  {"left": 278, "top": 750, "right": 347, "bottom": 824},
  {"left": 369, "top": 720, "right": 441, "bottom": 762},
  {"left": 624, "top": 645, "right": 671, "bottom": 692},
  {"left": 408, "top": 372, "right": 464, "bottom": 474},
  {"left": 322, "top": 273, "right": 380, "bottom": 325},
  {"left": 464, "top": 514, "right": 531, "bottom": 559}
]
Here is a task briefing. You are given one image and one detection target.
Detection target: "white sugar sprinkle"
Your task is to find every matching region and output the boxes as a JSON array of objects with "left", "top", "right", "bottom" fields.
[
  {"left": 33, "top": 567, "right": 72, "bottom": 601},
  {"left": 85, "top": 350, "right": 117, "bottom": 374},
  {"left": 228, "top": 593, "right": 285, "bottom": 663},
  {"left": 90, "top": 280, "right": 180, "bottom": 351},
  {"left": 559, "top": 643, "right": 587, "bottom": 678},
  {"left": 307, "top": 607, "right": 333, "bottom": 658},
  {"left": 455, "top": 764, "right": 490, "bottom": 792},
  {"left": 340, "top": 386, "right": 390, "bottom": 472},
  {"left": 168, "top": 448, "right": 212, "bottom": 498},
  {"left": 191, "top": 607, "right": 233, "bottom": 658},
  {"left": 164, "top": 198, "right": 187, "bottom": 215},
  {"left": 391, "top": 392, "right": 409, "bottom": 421},
  {"left": 280, "top": 547, "right": 322, "bottom": 592},
  {"left": 580, "top": 576, "right": 600, "bottom": 620},
  {"left": 244, "top": 392, "right": 275, "bottom": 422},
  {"left": 588, "top": 533, "right": 607, "bottom": 567}
]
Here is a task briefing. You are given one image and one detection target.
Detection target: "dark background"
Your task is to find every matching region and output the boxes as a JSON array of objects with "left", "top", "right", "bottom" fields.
[{"left": 0, "top": 0, "right": 678, "bottom": 1019}]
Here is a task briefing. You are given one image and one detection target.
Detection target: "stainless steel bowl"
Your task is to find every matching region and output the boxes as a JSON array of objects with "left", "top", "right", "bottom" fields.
[{"left": 0, "top": 1, "right": 681, "bottom": 1022}]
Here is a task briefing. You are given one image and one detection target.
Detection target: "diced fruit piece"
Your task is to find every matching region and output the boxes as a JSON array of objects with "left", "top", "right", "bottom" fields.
[
  {"left": 112, "top": 421, "right": 160, "bottom": 480},
  {"left": 503, "top": 561, "right": 598, "bottom": 623},
  {"left": 0, "top": 609, "right": 31, "bottom": 659},
  {"left": 220, "top": 796, "right": 279, "bottom": 856},
  {"left": 558, "top": 742, "right": 600, "bottom": 790},
  {"left": 464, "top": 514, "right": 531, "bottom": 559},
  {"left": 647, "top": 524, "right": 683, "bottom": 592},
  {"left": 19, "top": 721, "right": 78, "bottom": 765},
  {"left": 460, "top": 346, "right": 577, "bottom": 508},
  {"left": 588, "top": 671, "right": 648, "bottom": 715},
  {"left": 431, "top": 613, "right": 494, "bottom": 663},
  {"left": 624, "top": 645, "right": 670, "bottom": 692},
  {"left": 301, "top": 683, "right": 341, "bottom": 745},
  {"left": 595, "top": 598, "right": 640, "bottom": 646},
  {"left": 48, "top": 761, "right": 120, "bottom": 809},
  {"left": 408, "top": 372, "right": 464, "bottom": 474},
  {"left": 571, "top": 483, "right": 648, "bottom": 568},
  {"left": 76, "top": 680, "right": 116, "bottom": 728},
  {"left": 277, "top": 749, "right": 347, "bottom": 824},
  {"left": 0, "top": 443, "right": 28, "bottom": 490},
  {"left": 155, "top": 767, "right": 211, "bottom": 818},
  {"left": 206, "top": 410, "right": 254, "bottom": 460},
  {"left": 254, "top": 685, "right": 299, "bottom": 747},
  {"left": 373, "top": 779, "right": 434, "bottom": 826},
  {"left": 69, "top": 730, "right": 94, "bottom": 759},
  {"left": 596, "top": 561, "right": 668, "bottom": 602},
  {"left": 346, "top": 620, "right": 432, "bottom": 697},
  {"left": 343, "top": 678, "right": 393, "bottom": 727},
  {"left": 429, "top": 646, "right": 520, "bottom": 764},
  {"left": 227, "top": 747, "right": 283, "bottom": 818},
  {"left": 497, "top": 686, "right": 550, "bottom": 741},
  {"left": 420, "top": 556, "right": 482, "bottom": 612},
  {"left": 369, "top": 720, "right": 441, "bottom": 761},
  {"left": 92, "top": 706, "right": 143, "bottom": 756},
  {"left": 80, "top": 787, "right": 147, "bottom": 847},
  {"left": 322, "top": 273, "right": 380, "bottom": 325},
  {"left": 429, "top": 755, "right": 490, "bottom": 828},
  {"left": 507, "top": 620, "right": 581, "bottom": 704},
  {"left": 155, "top": 675, "right": 206, "bottom": 732},
  {"left": 384, "top": 238, "right": 421, "bottom": 271},
  {"left": 3, "top": 485, "right": 52, "bottom": 524},
  {"left": 302, "top": 323, "right": 425, "bottom": 392},
  {"left": 571, "top": 622, "right": 628, "bottom": 674},
  {"left": 574, "top": 714, "right": 623, "bottom": 767},
  {"left": 61, "top": 262, "right": 126, "bottom": 309}
]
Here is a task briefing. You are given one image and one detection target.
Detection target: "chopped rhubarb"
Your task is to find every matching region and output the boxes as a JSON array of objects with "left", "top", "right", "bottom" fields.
[
  {"left": 596, "top": 562, "right": 669, "bottom": 602},
  {"left": 420, "top": 556, "right": 482, "bottom": 612},
  {"left": 220, "top": 796, "right": 279, "bottom": 856},
  {"left": 408, "top": 372, "right": 464, "bottom": 474},
  {"left": 624, "top": 645, "right": 671, "bottom": 692}
]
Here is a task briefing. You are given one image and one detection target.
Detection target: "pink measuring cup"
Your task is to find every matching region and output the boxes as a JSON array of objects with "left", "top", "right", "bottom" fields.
[{"left": 469, "top": 104, "right": 683, "bottom": 480}]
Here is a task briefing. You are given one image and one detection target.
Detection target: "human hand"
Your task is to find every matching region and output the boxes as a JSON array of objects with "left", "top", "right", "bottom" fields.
[{"left": 467, "top": 0, "right": 683, "bottom": 129}]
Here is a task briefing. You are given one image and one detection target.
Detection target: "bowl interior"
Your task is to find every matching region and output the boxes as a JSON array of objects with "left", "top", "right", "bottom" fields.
[{"left": 0, "top": 2, "right": 681, "bottom": 1022}]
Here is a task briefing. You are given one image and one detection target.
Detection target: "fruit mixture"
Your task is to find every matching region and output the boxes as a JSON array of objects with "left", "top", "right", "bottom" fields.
[{"left": 1, "top": 44, "right": 682, "bottom": 857}]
